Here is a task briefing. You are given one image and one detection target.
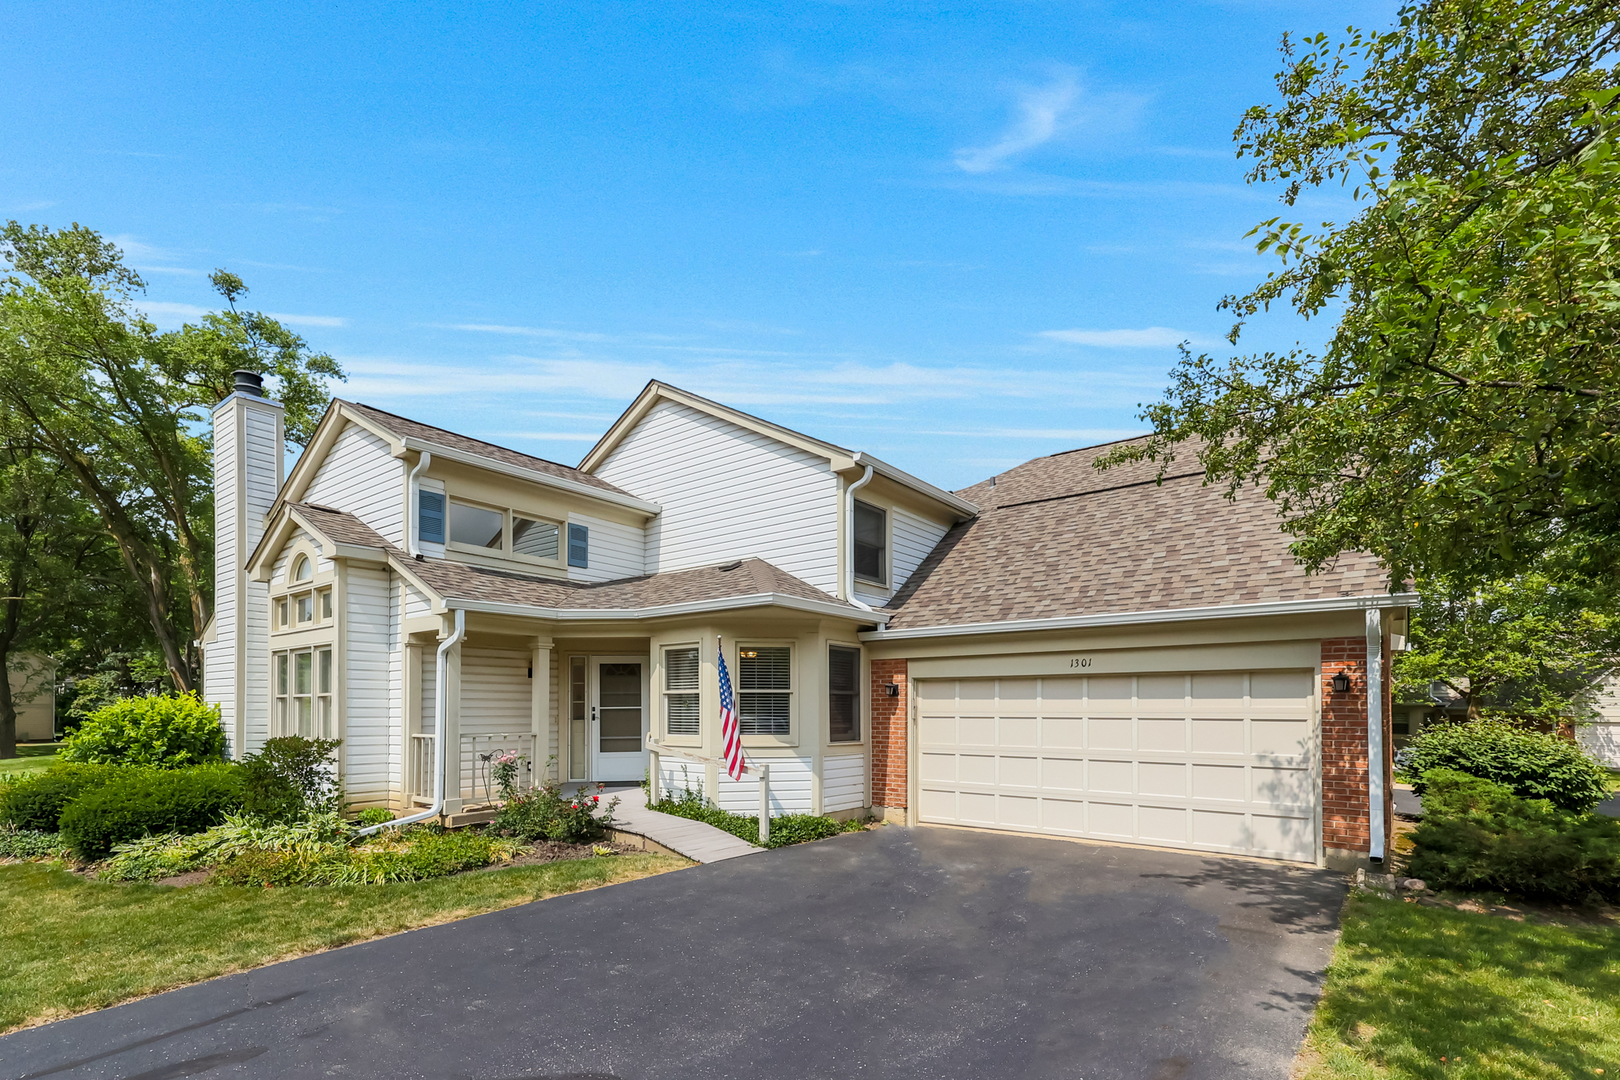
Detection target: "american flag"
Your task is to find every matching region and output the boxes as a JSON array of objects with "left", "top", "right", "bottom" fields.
[{"left": 718, "top": 637, "right": 746, "bottom": 781}]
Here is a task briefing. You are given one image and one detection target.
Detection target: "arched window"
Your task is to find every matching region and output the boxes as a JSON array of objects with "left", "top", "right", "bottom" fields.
[{"left": 292, "top": 555, "right": 312, "bottom": 582}]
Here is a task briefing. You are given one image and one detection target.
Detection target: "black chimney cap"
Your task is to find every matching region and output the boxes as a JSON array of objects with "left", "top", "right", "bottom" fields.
[{"left": 233, "top": 370, "right": 264, "bottom": 396}]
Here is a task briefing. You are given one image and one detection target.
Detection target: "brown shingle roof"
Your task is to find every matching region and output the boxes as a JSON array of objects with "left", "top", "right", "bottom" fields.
[
  {"left": 290, "top": 502, "right": 395, "bottom": 550},
  {"left": 342, "top": 401, "right": 632, "bottom": 495},
  {"left": 400, "top": 555, "right": 860, "bottom": 614},
  {"left": 885, "top": 440, "right": 1389, "bottom": 630}
]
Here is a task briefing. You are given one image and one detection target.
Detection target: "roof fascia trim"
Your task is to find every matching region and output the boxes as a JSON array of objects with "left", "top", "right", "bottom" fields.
[
  {"left": 400, "top": 437, "right": 661, "bottom": 515},
  {"left": 579, "top": 381, "right": 856, "bottom": 473},
  {"left": 446, "top": 592, "right": 887, "bottom": 624},
  {"left": 853, "top": 452, "right": 979, "bottom": 519},
  {"left": 859, "top": 592, "right": 1419, "bottom": 641},
  {"left": 275, "top": 400, "right": 398, "bottom": 517}
]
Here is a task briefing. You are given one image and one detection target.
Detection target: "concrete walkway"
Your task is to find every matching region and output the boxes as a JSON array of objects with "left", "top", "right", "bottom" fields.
[{"left": 574, "top": 782, "right": 761, "bottom": 863}]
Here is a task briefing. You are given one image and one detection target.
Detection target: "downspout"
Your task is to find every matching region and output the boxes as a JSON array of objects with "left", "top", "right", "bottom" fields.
[
  {"left": 405, "top": 450, "right": 432, "bottom": 558},
  {"left": 1366, "top": 608, "right": 1386, "bottom": 862},
  {"left": 357, "top": 607, "right": 464, "bottom": 837},
  {"left": 845, "top": 464, "right": 875, "bottom": 612}
]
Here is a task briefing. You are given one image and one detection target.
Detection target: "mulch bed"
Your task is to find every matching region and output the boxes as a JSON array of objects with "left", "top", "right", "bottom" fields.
[{"left": 481, "top": 840, "right": 633, "bottom": 871}]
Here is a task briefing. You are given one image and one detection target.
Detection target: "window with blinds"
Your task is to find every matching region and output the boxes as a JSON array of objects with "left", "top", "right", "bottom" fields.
[
  {"left": 829, "top": 645, "right": 861, "bottom": 742},
  {"left": 664, "top": 645, "right": 700, "bottom": 736},
  {"left": 738, "top": 645, "right": 791, "bottom": 736}
]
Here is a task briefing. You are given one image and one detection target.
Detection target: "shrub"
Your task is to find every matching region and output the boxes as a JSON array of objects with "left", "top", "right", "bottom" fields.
[
  {"left": 0, "top": 825, "right": 65, "bottom": 859},
  {"left": 100, "top": 812, "right": 352, "bottom": 881},
  {"left": 238, "top": 736, "right": 342, "bottom": 821},
  {"left": 650, "top": 786, "right": 866, "bottom": 848},
  {"left": 492, "top": 777, "right": 618, "bottom": 844},
  {"left": 58, "top": 765, "right": 243, "bottom": 859},
  {"left": 1399, "top": 720, "right": 1612, "bottom": 812},
  {"left": 209, "top": 825, "right": 514, "bottom": 886},
  {"left": 211, "top": 848, "right": 339, "bottom": 888},
  {"left": 60, "top": 693, "right": 225, "bottom": 768},
  {"left": 1407, "top": 768, "right": 1620, "bottom": 903},
  {"left": 355, "top": 807, "right": 395, "bottom": 826},
  {"left": 0, "top": 763, "right": 131, "bottom": 830}
]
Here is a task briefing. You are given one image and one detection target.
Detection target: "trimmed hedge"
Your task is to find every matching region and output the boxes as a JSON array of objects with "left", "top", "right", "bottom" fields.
[
  {"left": 0, "top": 764, "right": 132, "bottom": 831},
  {"left": 1407, "top": 768, "right": 1620, "bottom": 903},
  {"left": 60, "top": 693, "right": 226, "bottom": 768},
  {"left": 58, "top": 765, "right": 243, "bottom": 859},
  {"left": 651, "top": 789, "right": 866, "bottom": 849},
  {"left": 1399, "top": 720, "right": 1611, "bottom": 812}
]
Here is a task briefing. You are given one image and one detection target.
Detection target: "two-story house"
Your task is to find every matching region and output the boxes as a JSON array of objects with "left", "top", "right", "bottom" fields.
[{"left": 204, "top": 373, "right": 1410, "bottom": 869}]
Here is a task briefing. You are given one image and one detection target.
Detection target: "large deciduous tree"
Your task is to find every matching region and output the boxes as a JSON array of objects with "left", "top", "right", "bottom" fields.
[
  {"left": 1103, "top": 0, "right": 1620, "bottom": 592},
  {"left": 0, "top": 222, "right": 343, "bottom": 692}
]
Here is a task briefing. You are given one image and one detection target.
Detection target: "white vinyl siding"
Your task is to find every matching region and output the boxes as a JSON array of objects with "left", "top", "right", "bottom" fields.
[
  {"left": 823, "top": 753, "right": 867, "bottom": 813},
  {"left": 716, "top": 755, "right": 813, "bottom": 815},
  {"left": 304, "top": 421, "right": 406, "bottom": 546},
  {"left": 344, "top": 565, "right": 399, "bottom": 805},
  {"left": 656, "top": 753, "right": 708, "bottom": 801},
  {"left": 459, "top": 646, "right": 534, "bottom": 801},
  {"left": 594, "top": 400, "right": 840, "bottom": 594},
  {"left": 565, "top": 512, "right": 645, "bottom": 583},
  {"left": 892, "top": 506, "right": 951, "bottom": 591},
  {"left": 207, "top": 406, "right": 238, "bottom": 743},
  {"left": 916, "top": 671, "right": 1319, "bottom": 863},
  {"left": 1580, "top": 679, "right": 1620, "bottom": 767}
]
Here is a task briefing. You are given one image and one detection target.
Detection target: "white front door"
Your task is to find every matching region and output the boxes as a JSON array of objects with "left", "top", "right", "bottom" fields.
[{"left": 589, "top": 656, "right": 649, "bottom": 782}]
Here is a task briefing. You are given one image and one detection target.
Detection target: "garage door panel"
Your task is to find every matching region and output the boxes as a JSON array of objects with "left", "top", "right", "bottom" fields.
[
  {"left": 1043, "top": 718, "right": 1085, "bottom": 748},
  {"left": 999, "top": 717, "right": 1039, "bottom": 748},
  {"left": 997, "top": 679, "right": 1039, "bottom": 717},
  {"left": 1139, "top": 719, "right": 1187, "bottom": 751},
  {"left": 1042, "top": 756, "right": 1087, "bottom": 791},
  {"left": 1252, "top": 719, "right": 1311, "bottom": 756},
  {"left": 1137, "top": 675, "right": 1187, "bottom": 716},
  {"left": 915, "top": 668, "right": 1320, "bottom": 863},
  {"left": 1090, "top": 718, "right": 1133, "bottom": 749},
  {"left": 1139, "top": 761, "right": 1187, "bottom": 797},
  {"left": 1139, "top": 805, "right": 1188, "bottom": 842},
  {"left": 1090, "top": 759, "right": 1134, "bottom": 793},
  {"left": 1191, "top": 718, "right": 1245, "bottom": 753},
  {"left": 1039, "top": 677, "right": 1086, "bottom": 716}
]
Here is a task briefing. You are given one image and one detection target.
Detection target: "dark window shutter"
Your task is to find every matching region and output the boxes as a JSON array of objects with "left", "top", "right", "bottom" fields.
[
  {"left": 419, "top": 491, "right": 445, "bottom": 544},
  {"left": 567, "top": 523, "right": 589, "bottom": 568}
]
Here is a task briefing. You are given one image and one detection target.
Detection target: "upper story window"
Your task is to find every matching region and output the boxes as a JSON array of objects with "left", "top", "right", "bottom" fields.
[
  {"left": 292, "top": 554, "right": 313, "bottom": 582},
  {"left": 450, "top": 500, "right": 504, "bottom": 550},
  {"left": 513, "top": 515, "right": 559, "bottom": 559},
  {"left": 829, "top": 645, "right": 861, "bottom": 742},
  {"left": 738, "top": 645, "right": 791, "bottom": 736},
  {"left": 663, "top": 645, "right": 700, "bottom": 736},
  {"left": 853, "top": 501, "right": 886, "bottom": 586}
]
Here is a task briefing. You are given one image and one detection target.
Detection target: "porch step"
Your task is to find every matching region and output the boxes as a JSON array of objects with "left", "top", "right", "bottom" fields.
[{"left": 593, "top": 785, "right": 761, "bottom": 864}]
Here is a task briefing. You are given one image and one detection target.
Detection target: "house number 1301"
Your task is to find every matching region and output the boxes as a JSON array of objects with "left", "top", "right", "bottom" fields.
[{"left": 1069, "top": 658, "right": 1092, "bottom": 669}]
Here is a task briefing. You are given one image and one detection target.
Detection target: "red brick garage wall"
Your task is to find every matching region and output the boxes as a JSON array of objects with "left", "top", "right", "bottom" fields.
[
  {"left": 870, "top": 659, "right": 908, "bottom": 810},
  {"left": 1321, "top": 637, "right": 1392, "bottom": 854}
]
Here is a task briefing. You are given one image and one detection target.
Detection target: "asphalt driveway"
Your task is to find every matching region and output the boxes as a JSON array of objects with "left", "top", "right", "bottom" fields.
[{"left": 0, "top": 827, "right": 1346, "bottom": 1080}]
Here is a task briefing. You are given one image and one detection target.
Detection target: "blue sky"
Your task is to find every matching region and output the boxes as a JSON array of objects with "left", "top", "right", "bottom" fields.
[{"left": 2, "top": 1, "right": 1388, "bottom": 489}]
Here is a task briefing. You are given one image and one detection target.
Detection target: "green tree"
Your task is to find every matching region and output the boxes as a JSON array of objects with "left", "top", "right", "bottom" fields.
[
  {"left": 0, "top": 222, "right": 343, "bottom": 691},
  {"left": 1395, "top": 574, "right": 1620, "bottom": 722},
  {"left": 1103, "top": 1, "right": 1620, "bottom": 591}
]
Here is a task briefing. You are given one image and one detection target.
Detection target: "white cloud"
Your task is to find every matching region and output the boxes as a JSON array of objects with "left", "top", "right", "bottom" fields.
[
  {"left": 266, "top": 311, "right": 347, "bottom": 328},
  {"left": 1038, "top": 327, "right": 1212, "bottom": 348},
  {"left": 955, "top": 71, "right": 1082, "bottom": 174},
  {"left": 448, "top": 324, "right": 615, "bottom": 341},
  {"left": 135, "top": 301, "right": 345, "bottom": 330}
]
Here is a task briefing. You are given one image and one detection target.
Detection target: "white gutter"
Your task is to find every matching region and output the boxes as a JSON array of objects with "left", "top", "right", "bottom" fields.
[
  {"left": 429, "top": 590, "right": 888, "bottom": 625},
  {"left": 356, "top": 608, "right": 464, "bottom": 837},
  {"left": 860, "top": 593, "right": 1420, "bottom": 641},
  {"left": 405, "top": 450, "right": 432, "bottom": 558},
  {"left": 401, "top": 437, "right": 661, "bottom": 517},
  {"left": 1366, "top": 607, "right": 1386, "bottom": 862},
  {"left": 852, "top": 451, "right": 979, "bottom": 519},
  {"left": 845, "top": 465, "right": 875, "bottom": 611}
]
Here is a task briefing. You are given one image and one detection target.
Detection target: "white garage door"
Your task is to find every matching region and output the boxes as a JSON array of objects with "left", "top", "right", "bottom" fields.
[{"left": 916, "top": 671, "right": 1319, "bottom": 862}]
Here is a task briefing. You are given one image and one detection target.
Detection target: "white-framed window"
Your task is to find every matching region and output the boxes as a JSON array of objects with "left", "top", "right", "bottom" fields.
[
  {"left": 513, "top": 514, "right": 560, "bottom": 559},
  {"left": 853, "top": 500, "right": 886, "bottom": 586},
  {"left": 292, "top": 554, "right": 313, "bottom": 582},
  {"left": 829, "top": 645, "right": 861, "bottom": 742},
  {"left": 274, "top": 645, "right": 335, "bottom": 738},
  {"left": 738, "top": 645, "right": 791, "bottom": 736},
  {"left": 449, "top": 499, "right": 505, "bottom": 550},
  {"left": 663, "top": 644, "right": 700, "bottom": 736}
]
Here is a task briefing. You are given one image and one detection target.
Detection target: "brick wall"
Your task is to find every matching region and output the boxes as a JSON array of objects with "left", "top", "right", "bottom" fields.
[
  {"left": 870, "top": 658, "right": 908, "bottom": 810},
  {"left": 1320, "top": 637, "right": 1392, "bottom": 854}
]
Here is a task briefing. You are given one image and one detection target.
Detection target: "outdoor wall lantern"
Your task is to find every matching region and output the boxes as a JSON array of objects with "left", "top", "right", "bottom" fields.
[
  {"left": 886, "top": 682, "right": 900, "bottom": 697},
  {"left": 1331, "top": 671, "right": 1352, "bottom": 693}
]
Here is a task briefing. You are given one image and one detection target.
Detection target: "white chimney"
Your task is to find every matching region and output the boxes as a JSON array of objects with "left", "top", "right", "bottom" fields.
[{"left": 206, "top": 370, "right": 284, "bottom": 759}]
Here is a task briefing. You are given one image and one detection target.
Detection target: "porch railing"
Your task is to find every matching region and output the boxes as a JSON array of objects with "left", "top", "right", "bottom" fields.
[
  {"left": 461, "top": 732, "right": 538, "bottom": 805},
  {"left": 409, "top": 734, "right": 436, "bottom": 806}
]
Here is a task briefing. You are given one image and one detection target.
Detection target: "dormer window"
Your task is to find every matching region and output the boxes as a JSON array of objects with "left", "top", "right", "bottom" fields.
[{"left": 853, "top": 501, "right": 886, "bottom": 586}]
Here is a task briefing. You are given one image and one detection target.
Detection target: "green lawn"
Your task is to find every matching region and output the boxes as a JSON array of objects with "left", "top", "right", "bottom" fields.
[
  {"left": 0, "top": 852, "right": 688, "bottom": 1033},
  {"left": 1298, "top": 894, "right": 1620, "bottom": 1079},
  {"left": 0, "top": 744, "right": 60, "bottom": 780}
]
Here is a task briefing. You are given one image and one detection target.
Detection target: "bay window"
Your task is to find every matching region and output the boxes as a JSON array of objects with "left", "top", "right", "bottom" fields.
[{"left": 738, "top": 645, "right": 791, "bottom": 736}]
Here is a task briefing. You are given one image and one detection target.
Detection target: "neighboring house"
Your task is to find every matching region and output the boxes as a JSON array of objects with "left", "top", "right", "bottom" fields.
[
  {"left": 204, "top": 373, "right": 1412, "bottom": 869},
  {"left": 6, "top": 653, "right": 57, "bottom": 742}
]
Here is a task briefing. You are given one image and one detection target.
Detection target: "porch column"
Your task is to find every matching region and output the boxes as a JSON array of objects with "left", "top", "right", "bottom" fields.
[
  {"left": 532, "top": 637, "right": 552, "bottom": 785},
  {"left": 441, "top": 625, "right": 465, "bottom": 815}
]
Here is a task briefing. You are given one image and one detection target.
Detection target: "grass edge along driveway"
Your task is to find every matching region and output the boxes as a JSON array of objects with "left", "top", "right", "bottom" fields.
[
  {"left": 0, "top": 852, "right": 688, "bottom": 1034},
  {"left": 1296, "top": 893, "right": 1619, "bottom": 1079}
]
